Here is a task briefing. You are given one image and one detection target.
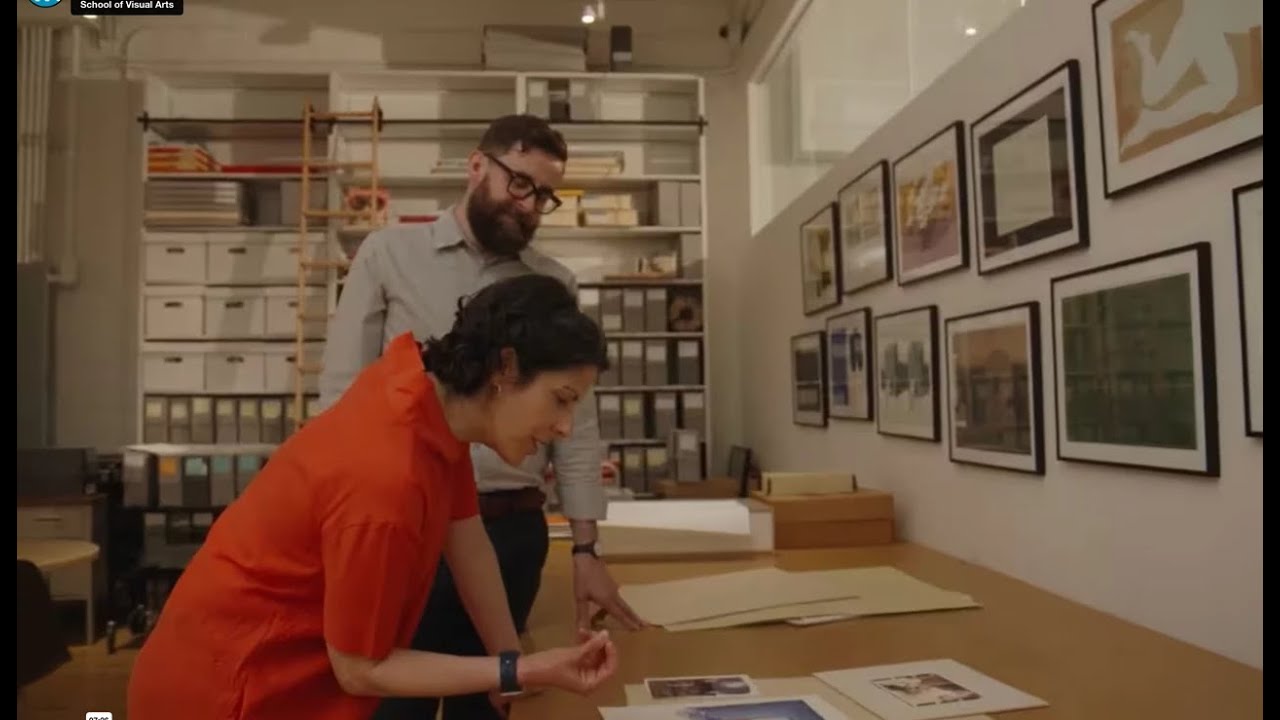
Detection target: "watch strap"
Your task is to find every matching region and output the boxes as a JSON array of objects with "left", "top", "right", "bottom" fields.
[
  {"left": 571, "top": 542, "right": 598, "bottom": 557},
  {"left": 498, "top": 650, "right": 521, "bottom": 695}
]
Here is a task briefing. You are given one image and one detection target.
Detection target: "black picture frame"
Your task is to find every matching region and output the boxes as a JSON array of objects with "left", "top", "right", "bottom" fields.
[
  {"left": 892, "top": 121, "right": 970, "bottom": 286},
  {"left": 1091, "top": 0, "right": 1264, "bottom": 198},
  {"left": 799, "top": 203, "right": 843, "bottom": 316},
  {"left": 944, "top": 301, "right": 1046, "bottom": 475},
  {"left": 791, "top": 330, "right": 828, "bottom": 428},
  {"left": 825, "top": 307, "right": 874, "bottom": 421},
  {"left": 1050, "top": 242, "right": 1219, "bottom": 477},
  {"left": 1232, "top": 179, "right": 1263, "bottom": 437},
  {"left": 836, "top": 161, "right": 894, "bottom": 295},
  {"left": 873, "top": 305, "right": 940, "bottom": 441},
  {"left": 971, "top": 60, "right": 1090, "bottom": 275}
]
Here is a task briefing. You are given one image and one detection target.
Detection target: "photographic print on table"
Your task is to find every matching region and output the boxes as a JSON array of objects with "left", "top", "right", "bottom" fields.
[
  {"left": 837, "top": 161, "right": 893, "bottom": 294},
  {"left": 1051, "top": 242, "right": 1219, "bottom": 476},
  {"left": 945, "top": 302, "right": 1045, "bottom": 474},
  {"left": 1092, "top": 0, "right": 1263, "bottom": 197},
  {"left": 826, "top": 308, "right": 874, "bottom": 421},
  {"left": 874, "top": 306, "right": 940, "bottom": 441},
  {"left": 644, "top": 674, "right": 759, "bottom": 701},
  {"left": 893, "top": 122, "right": 969, "bottom": 285},
  {"left": 791, "top": 331, "right": 828, "bottom": 427},
  {"left": 799, "top": 203, "right": 842, "bottom": 315},
  {"left": 1232, "top": 180, "right": 1262, "bottom": 436},
  {"left": 971, "top": 60, "right": 1090, "bottom": 275}
]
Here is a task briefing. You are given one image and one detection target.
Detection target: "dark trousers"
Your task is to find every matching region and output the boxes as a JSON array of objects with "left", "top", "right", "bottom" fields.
[{"left": 372, "top": 508, "right": 550, "bottom": 720}]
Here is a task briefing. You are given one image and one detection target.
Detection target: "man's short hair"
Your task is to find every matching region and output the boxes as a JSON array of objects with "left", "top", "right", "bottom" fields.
[{"left": 478, "top": 114, "right": 569, "bottom": 163}]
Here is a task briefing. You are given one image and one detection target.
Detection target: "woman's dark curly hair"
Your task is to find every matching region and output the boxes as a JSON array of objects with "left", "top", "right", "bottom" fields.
[{"left": 422, "top": 274, "right": 608, "bottom": 396}]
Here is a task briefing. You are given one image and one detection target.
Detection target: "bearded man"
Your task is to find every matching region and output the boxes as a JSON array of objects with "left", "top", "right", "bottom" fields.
[{"left": 318, "top": 114, "right": 645, "bottom": 720}]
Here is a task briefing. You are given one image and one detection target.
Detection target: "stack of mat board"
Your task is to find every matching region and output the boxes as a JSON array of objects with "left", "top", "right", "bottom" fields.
[
  {"left": 618, "top": 566, "right": 979, "bottom": 632},
  {"left": 145, "top": 179, "right": 246, "bottom": 227}
]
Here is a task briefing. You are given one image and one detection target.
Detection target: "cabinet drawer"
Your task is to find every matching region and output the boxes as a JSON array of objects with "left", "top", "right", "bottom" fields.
[
  {"left": 262, "top": 233, "right": 326, "bottom": 284},
  {"left": 141, "top": 349, "right": 206, "bottom": 393},
  {"left": 144, "top": 240, "right": 207, "bottom": 284},
  {"left": 264, "top": 343, "right": 323, "bottom": 394},
  {"left": 17, "top": 505, "right": 92, "bottom": 540},
  {"left": 264, "top": 287, "right": 327, "bottom": 338},
  {"left": 204, "top": 289, "right": 266, "bottom": 338},
  {"left": 206, "top": 236, "right": 269, "bottom": 284},
  {"left": 205, "top": 350, "right": 266, "bottom": 394},
  {"left": 144, "top": 292, "right": 204, "bottom": 339}
]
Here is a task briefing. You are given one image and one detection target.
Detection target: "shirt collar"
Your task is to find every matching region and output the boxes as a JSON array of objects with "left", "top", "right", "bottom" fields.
[
  {"left": 435, "top": 204, "right": 546, "bottom": 269},
  {"left": 380, "top": 333, "right": 467, "bottom": 465}
]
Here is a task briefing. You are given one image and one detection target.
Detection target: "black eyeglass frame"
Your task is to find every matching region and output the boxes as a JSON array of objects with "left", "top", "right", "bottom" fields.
[{"left": 483, "top": 152, "right": 563, "bottom": 214}]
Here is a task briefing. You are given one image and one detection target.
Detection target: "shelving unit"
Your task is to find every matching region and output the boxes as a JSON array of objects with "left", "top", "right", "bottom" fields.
[{"left": 133, "top": 67, "right": 711, "bottom": 499}]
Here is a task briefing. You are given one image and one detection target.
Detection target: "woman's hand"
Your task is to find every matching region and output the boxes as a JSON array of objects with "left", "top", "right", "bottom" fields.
[{"left": 520, "top": 630, "right": 618, "bottom": 695}]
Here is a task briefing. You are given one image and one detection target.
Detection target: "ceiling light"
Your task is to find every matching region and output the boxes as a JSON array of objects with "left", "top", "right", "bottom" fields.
[
  {"left": 965, "top": 26, "right": 978, "bottom": 36},
  {"left": 581, "top": 1, "right": 605, "bottom": 25}
]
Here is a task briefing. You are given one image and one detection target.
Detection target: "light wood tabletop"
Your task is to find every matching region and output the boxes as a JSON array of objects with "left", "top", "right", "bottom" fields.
[
  {"left": 510, "top": 542, "right": 1262, "bottom": 719},
  {"left": 17, "top": 539, "right": 100, "bottom": 572}
]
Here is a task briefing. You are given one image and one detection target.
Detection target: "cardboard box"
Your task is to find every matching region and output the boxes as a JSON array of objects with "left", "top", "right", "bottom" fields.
[
  {"left": 654, "top": 476, "right": 739, "bottom": 499},
  {"left": 750, "top": 488, "right": 894, "bottom": 549}
]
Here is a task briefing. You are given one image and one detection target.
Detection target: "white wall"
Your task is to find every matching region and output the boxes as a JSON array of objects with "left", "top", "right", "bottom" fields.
[{"left": 736, "top": 0, "right": 1263, "bottom": 668}]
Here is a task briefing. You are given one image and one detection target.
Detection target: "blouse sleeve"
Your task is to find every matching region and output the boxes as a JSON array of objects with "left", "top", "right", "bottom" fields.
[{"left": 321, "top": 521, "right": 418, "bottom": 660}]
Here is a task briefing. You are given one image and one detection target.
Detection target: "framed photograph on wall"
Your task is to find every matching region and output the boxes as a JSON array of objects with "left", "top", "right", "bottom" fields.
[
  {"left": 791, "top": 331, "right": 828, "bottom": 427},
  {"left": 893, "top": 122, "right": 969, "bottom": 285},
  {"left": 945, "top": 302, "right": 1045, "bottom": 474},
  {"left": 837, "top": 161, "right": 893, "bottom": 294},
  {"left": 1233, "top": 180, "right": 1262, "bottom": 436},
  {"left": 971, "top": 60, "right": 1090, "bottom": 274},
  {"left": 800, "top": 203, "right": 842, "bottom": 315},
  {"left": 1051, "top": 243, "right": 1219, "bottom": 476},
  {"left": 826, "top": 308, "right": 874, "bottom": 421},
  {"left": 874, "top": 306, "right": 940, "bottom": 441},
  {"left": 1092, "top": 0, "right": 1263, "bottom": 197}
]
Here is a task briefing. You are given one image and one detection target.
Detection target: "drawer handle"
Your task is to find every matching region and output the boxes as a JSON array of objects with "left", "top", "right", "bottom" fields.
[
  {"left": 286, "top": 300, "right": 299, "bottom": 308},
  {"left": 225, "top": 355, "right": 246, "bottom": 364},
  {"left": 163, "top": 356, "right": 184, "bottom": 363},
  {"left": 286, "top": 356, "right": 297, "bottom": 363},
  {"left": 225, "top": 300, "right": 245, "bottom": 309},
  {"left": 227, "top": 247, "right": 248, "bottom": 255},
  {"left": 165, "top": 247, "right": 186, "bottom": 255},
  {"left": 163, "top": 301, "right": 183, "bottom": 308},
  {"left": 288, "top": 247, "right": 300, "bottom": 255}
]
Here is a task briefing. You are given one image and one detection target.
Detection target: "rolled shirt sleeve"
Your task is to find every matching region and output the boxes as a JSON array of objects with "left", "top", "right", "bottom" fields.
[{"left": 549, "top": 386, "right": 608, "bottom": 520}]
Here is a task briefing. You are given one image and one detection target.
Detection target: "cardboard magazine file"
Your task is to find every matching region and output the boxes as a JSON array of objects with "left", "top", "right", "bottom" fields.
[{"left": 750, "top": 487, "right": 895, "bottom": 549}]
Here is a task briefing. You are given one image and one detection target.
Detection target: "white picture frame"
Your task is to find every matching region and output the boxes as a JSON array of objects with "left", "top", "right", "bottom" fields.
[
  {"left": 826, "top": 308, "right": 874, "bottom": 421},
  {"left": 836, "top": 161, "right": 893, "bottom": 294},
  {"left": 874, "top": 305, "right": 940, "bottom": 441},
  {"left": 893, "top": 122, "right": 969, "bottom": 285}
]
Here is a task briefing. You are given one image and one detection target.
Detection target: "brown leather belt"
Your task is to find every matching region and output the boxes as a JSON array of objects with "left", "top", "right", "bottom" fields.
[{"left": 478, "top": 487, "right": 546, "bottom": 521}]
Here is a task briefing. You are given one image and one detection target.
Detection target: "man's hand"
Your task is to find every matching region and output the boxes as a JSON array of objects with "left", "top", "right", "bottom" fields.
[{"left": 572, "top": 553, "right": 646, "bottom": 631}]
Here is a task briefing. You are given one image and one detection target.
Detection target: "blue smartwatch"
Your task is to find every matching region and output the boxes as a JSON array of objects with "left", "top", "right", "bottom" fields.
[{"left": 498, "top": 650, "right": 522, "bottom": 697}]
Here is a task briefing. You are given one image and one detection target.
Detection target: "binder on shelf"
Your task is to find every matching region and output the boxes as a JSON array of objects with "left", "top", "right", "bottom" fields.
[
  {"left": 181, "top": 455, "right": 212, "bottom": 507},
  {"left": 157, "top": 453, "right": 183, "bottom": 507},
  {"left": 655, "top": 181, "right": 682, "bottom": 227},
  {"left": 598, "top": 394, "right": 622, "bottom": 440},
  {"left": 621, "top": 447, "right": 646, "bottom": 493},
  {"left": 622, "top": 289, "right": 645, "bottom": 331},
  {"left": 191, "top": 397, "right": 214, "bottom": 444},
  {"left": 644, "top": 340, "right": 669, "bottom": 385},
  {"left": 620, "top": 341, "right": 644, "bottom": 386},
  {"left": 679, "top": 182, "right": 702, "bottom": 227},
  {"left": 652, "top": 392, "right": 677, "bottom": 440},
  {"left": 579, "top": 287, "right": 601, "bottom": 326},
  {"left": 238, "top": 398, "right": 261, "bottom": 442},
  {"left": 215, "top": 398, "right": 238, "bottom": 443},
  {"left": 260, "top": 398, "right": 285, "bottom": 444},
  {"left": 676, "top": 340, "right": 701, "bottom": 385},
  {"left": 680, "top": 391, "right": 705, "bottom": 434},
  {"left": 236, "top": 454, "right": 265, "bottom": 496},
  {"left": 599, "top": 289, "right": 623, "bottom": 332},
  {"left": 191, "top": 512, "right": 215, "bottom": 543},
  {"left": 644, "top": 446, "right": 670, "bottom": 485},
  {"left": 600, "top": 341, "right": 620, "bottom": 386},
  {"left": 210, "top": 454, "right": 237, "bottom": 506},
  {"left": 168, "top": 397, "right": 192, "bottom": 444},
  {"left": 644, "top": 288, "right": 668, "bottom": 331},
  {"left": 622, "top": 393, "right": 645, "bottom": 439},
  {"left": 668, "top": 428, "right": 701, "bottom": 483},
  {"left": 143, "top": 397, "right": 168, "bottom": 443}
]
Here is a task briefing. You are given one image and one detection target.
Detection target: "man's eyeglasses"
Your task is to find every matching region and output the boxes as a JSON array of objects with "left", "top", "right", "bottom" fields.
[{"left": 484, "top": 153, "right": 563, "bottom": 215}]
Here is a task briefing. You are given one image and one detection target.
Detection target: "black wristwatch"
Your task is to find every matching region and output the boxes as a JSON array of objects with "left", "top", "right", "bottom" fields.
[
  {"left": 571, "top": 542, "right": 598, "bottom": 558},
  {"left": 498, "top": 650, "right": 522, "bottom": 696}
]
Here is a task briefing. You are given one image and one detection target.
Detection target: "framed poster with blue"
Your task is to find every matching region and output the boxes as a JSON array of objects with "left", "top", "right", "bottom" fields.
[
  {"left": 971, "top": 60, "right": 1090, "bottom": 274},
  {"left": 825, "top": 308, "right": 873, "bottom": 421},
  {"left": 791, "top": 331, "right": 828, "bottom": 427},
  {"left": 1051, "top": 243, "right": 1219, "bottom": 476}
]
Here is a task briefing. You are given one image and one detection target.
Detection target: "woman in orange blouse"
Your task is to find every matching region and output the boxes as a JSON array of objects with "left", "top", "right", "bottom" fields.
[{"left": 127, "top": 274, "right": 618, "bottom": 720}]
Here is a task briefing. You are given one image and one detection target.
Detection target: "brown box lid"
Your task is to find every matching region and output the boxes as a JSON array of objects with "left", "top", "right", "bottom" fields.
[{"left": 750, "top": 488, "right": 894, "bottom": 524}]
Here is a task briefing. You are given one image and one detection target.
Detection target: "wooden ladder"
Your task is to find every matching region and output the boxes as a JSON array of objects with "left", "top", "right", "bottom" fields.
[{"left": 293, "top": 99, "right": 384, "bottom": 428}]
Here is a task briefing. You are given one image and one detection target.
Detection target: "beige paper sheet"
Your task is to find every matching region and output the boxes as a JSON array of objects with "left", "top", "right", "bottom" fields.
[
  {"left": 620, "top": 677, "right": 993, "bottom": 720},
  {"left": 619, "top": 567, "right": 866, "bottom": 626},
  {"left": 663, "top": 589, "right": 979, "bottom": 632}
]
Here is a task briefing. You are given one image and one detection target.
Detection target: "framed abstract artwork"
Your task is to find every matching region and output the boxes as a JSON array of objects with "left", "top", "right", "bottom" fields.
[
  {"left": 893, "top": 122, "right": 969, "bottom": 285},
  {"left": 1092, "top": 0, "right": 1264, "bottom": 197},
  {"left": 971, "top": 60, "right": 1090, "bottom": 275},
  {"left": 874, "top": 305, "right": 940, "bottom": 441},
  {"left": 800, "top": 203, "right": 842, "bottom": 315},
  {"left": 791, "top": 331, "right": 828, "bottom": 428},
  {"left": 945, "top": 302, "right": 1045, "bottom": 475},
  {"left": 836, "top": 161, "right": 893, "bottom": 295},
  {"left": 1233, "top": 180, "right": 1262, "bottom": 436},
  {"left": 1051, "top": 243, "right": 1219, "bottom": 476},
  {"left": 825, "top": 308, "right": 874, "bottom": 421}
]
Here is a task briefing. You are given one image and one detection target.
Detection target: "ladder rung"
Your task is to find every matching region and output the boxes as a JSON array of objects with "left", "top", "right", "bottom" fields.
[
  {"left": 312, "top": 111, "right": 377, "bottom": 120},
  {"left": 298, "top": 312, "right": 331, "bottom": 322},
  {"left": 303, "top": 209, "right": 367, "bottom": 219},
  {"left": 302, "top": 258, "right": 350, "bottom": 270},
  {"left": 307, "top": 161, "right": 375, "bottom": 170},
  {"left": 296, "top": 363, "right": 324, "bottom": 374}
]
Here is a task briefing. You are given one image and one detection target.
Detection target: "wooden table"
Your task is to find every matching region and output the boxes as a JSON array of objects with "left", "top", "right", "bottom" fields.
[
  {"left": 17, "top": 539, "right": 100, "bottom": 646},
  {"left": 510, "top": 542, "right": 1262, "bottom": 719}
]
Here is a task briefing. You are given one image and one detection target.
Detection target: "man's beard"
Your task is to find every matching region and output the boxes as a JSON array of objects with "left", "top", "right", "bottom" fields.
[{"left": 467, "top": 184, "right": 537, "bottom": 257}]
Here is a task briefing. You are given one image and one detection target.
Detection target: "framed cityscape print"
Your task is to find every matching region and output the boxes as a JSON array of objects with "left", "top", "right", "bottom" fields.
[
  {"left": 893, "top": 122, "right": 969, "bottom": 285},
  {"left": 800, "top": 203, "right": 842, "bottom": 315},
  {"left": 1092, "top": 0, "right": 1264, "bottom": 197},
  {"left": 1233, "top": 180, "right": 1262, "bottom": 436},
  {"left": 971, "top": 60, "right": 1090, "bottom": 275},
  {"left": 1051, "top": 243, "right": 1219, "bottom": 476},
  {"left": 791, "top": 331, "right": 828, "bottom": 427},
  {"left": 874, "top": 306, "right": 940, "bottom": 441},
  {"left": 836, "top": 161, "right": 893, "bottom": 294},
  {"left": 945, "top": 302, "right": 1045, "bottom": 474},
  {"left": 826, "top": 308, "right": 873, "bottom": 421}
]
